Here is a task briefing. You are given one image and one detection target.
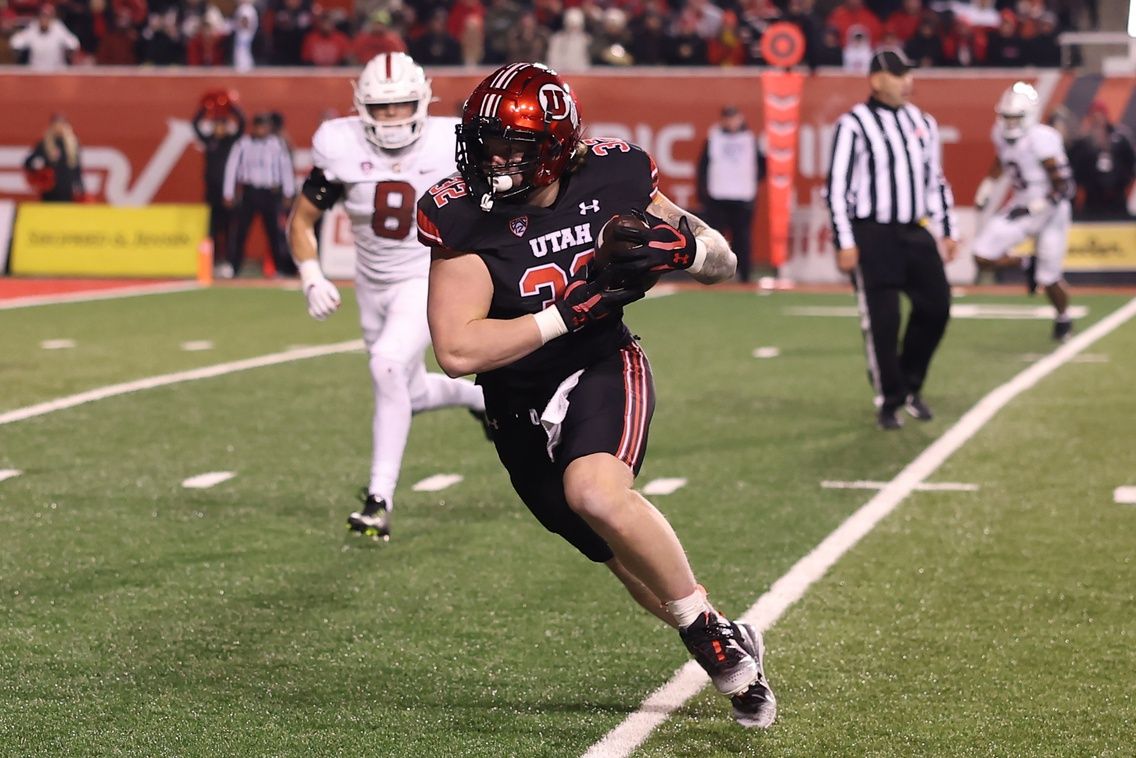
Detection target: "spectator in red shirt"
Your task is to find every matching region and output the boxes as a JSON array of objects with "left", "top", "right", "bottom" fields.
[
  {"left": 302, "top": 11, "right": 351, "bottom": 66},
  {"left": 885, "top": 0, "right": 924, "bottom": 43},
  {"left": 826, "top": 0, "right": 883, "bottom": 46},
  {"left": 941, "top": 16, "right": 986, "bottom": 66},
  {"left": 447, "top": 0, "right": 484, "bottom": 41},
  {"left": 351, "top": 10, "right": 406, "bottom": 63},
  {"left": 186, "top": 12, "right": 228, "bottom": 66},
  {"left": 96, "top": 7, "right": 138, "bottom": 64},
  {"left": 707, "top": 10, "right": 747, "bottom": 66}
]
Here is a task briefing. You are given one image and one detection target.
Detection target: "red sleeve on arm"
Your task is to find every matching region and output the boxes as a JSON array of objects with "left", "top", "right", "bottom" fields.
[{"left": 417, "top": 207, "right": 445, "bottom": 248}]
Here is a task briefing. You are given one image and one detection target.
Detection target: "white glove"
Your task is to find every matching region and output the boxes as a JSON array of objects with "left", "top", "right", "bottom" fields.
[
  {"left": 1027, "top": 197, "right": 1053, "bottom": 216},
  {"left": 299, "top": 259, "right": 340, "bottom": 320},
  {"left": 974, "top": 177, "right": 994, "bottom": 211}
]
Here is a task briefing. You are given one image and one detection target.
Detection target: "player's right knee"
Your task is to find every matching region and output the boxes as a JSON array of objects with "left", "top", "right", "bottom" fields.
[{"left": 369, "top": 353, "right": 412, "bottom": 395}]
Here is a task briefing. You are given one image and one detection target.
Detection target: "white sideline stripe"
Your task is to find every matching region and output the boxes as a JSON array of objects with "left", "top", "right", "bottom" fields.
[
  {"left": 641, "top": 478, "right": 687, "bottom": 496},
  {"left": 0, "top": 281, "right": 199, "bottom": 310},
  {"left": 821, "top": 480, "right": 980, "bottom": 492},
  {"left": 786, "top": 304, "right": 1089, "bottom": 320},
  {"left": 0, "top": 340, "right": 365, "bottom": 426},
  {"left": 1114, "top": 486, "right": 1136, "bottom": 505},
  {"left": 40, "top": 339, "right": 76, "bottom": 350},
  {"left": 752, "top": 346, "right": 780, "bottom": 359},
  {"left": 583, "top": 297, "right": 1136, "bottom": 758},
  {"left": 181, "top": 471, "right": 236, "bottom": 489},
  {"left": 0, "top": 469, "right": 22, "bottom": 483},
  {"left": 412, "top": 474, "right": 463, "bottom": 492},
  {"left": 180, "top": 340, "right": 215, "bottom": 351},
  {"left": 1021, "top": 352, "right": 1109, "bottom": 364}
]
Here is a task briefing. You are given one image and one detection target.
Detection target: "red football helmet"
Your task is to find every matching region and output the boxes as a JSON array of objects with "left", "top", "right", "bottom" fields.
[{"left": 455, "top": 63, "right": 582, "bottom": 211}]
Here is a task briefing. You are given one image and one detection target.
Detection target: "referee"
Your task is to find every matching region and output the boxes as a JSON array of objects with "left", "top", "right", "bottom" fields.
[
  {"left": 222, "top": 112, "right": 297, "bottom": 278},
  {"left": 826, "top": 49, "right": 959, "bottom": 430}
]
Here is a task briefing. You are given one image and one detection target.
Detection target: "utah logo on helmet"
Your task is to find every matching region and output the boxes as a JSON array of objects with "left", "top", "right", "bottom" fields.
[
  {"left": 455, "top": 63, "right": 583, "bottom": 211},
  {"left": 354, "top": 52, "right": 432, "bottom": 150}
]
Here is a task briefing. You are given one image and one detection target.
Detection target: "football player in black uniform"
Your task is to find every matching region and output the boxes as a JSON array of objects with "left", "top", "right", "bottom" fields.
[{"left": 418, "top": 63, "right": 776, "bottom": 728}]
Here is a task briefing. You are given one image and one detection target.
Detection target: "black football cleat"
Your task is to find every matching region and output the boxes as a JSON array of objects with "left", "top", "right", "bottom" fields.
[
  {"left": 904, "top": 394, "right": 934, "bottom": 422},
  {"left": 347, "top": 490, "right": 390, "bottom": 541},
  {"left": 679, "top": 610, "right": 758, "bottom": 696},
  {"left": 731, "top": 623, "right": 777, "bottom": 729},
  {"left": 877, "top": 406, "right": 904, "bottom": 431},
  {"left": 1052, "top": 318, "right": 1073, "bottom": 343}
]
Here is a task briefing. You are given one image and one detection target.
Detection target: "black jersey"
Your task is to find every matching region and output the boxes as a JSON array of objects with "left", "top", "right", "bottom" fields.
[{"left": 417, "top": 138, "right": 659, "bottom": 393}]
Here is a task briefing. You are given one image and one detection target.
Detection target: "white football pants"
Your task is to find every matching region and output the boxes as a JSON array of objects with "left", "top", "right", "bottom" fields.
[
  {"left": 355, "top": 276, "right": 484, "bottom": 507},
  {"left": 972, "top": 200, "right": 1072, "bottom": 287}
]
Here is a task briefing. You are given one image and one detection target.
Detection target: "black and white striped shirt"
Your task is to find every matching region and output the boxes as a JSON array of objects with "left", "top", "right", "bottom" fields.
[
  {"left": 222, "top": 134, "right": 295, "bottom": 201},
  {"left": 826, "top": 98, "right": 957, "bottom": 251}
]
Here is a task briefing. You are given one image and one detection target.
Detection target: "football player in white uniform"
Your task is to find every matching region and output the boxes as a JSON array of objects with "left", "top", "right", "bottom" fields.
[
  {"left": 288, "top": 52, "right": 486, "bottom": 540},
  {"left": 972, "top": 81, "right": 1076, "bottom": 341}
]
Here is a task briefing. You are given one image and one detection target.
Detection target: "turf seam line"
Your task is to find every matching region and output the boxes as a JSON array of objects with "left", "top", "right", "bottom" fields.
[
  {"left": 582, "top": 296, "right": 1136, "bottom": 758},
  {"left": 0, "top": 340, "right": 365, "bottom": 426},
  {"left": 0, "top": 282, "right": 200, "bottom": 310}
]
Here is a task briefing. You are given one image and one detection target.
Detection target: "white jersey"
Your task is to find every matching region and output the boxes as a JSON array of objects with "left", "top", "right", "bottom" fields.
[
  {"left": 992, "top": 122, "right": 1069, "bottom": 207},
  {"left": 311, "top": 115, "right": 459, "bottom": 283}
]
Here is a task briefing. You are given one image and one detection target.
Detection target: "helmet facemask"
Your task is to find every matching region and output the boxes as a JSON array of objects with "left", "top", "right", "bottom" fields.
[
  {"left": 353, "top": 53, "right": 432, "bottom": 150},
  {"left": 996, "top": 82, "right": 1039, "bottom": 144},
  {"left": 457, "top": 117, "right": 562, "bottom": 211}
]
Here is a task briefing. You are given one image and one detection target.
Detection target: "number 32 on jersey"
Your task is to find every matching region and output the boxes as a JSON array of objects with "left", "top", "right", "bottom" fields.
[{"left": 520, "top": 250, "right": 595, "bottom": 309}]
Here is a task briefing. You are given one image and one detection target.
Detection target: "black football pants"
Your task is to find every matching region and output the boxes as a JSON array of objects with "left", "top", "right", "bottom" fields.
[
  {"left": 851, "top": 221, "right": 951, "bottom": 410},
  {"left": 229, "top": 186, "right": 296, "bottom": 276}
]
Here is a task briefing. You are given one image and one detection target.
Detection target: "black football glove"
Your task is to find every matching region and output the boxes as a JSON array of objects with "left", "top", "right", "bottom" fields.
[
  {"left": 553, "top": 269, "right": 645, "bottom": 333},
  {"left": 607, "top": 215, "right": 699, "bottom": 280}
]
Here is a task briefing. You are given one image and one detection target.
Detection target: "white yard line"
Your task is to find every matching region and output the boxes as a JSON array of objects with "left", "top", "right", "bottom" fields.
[
  {"left": 0, "top": 281, "right": 200, "bottom": 310},
  {"left": 0, "top": 469, "right": 22, "bottom": 483},
  {"left": 180, "top": 340, "right": 215, "bottom": 352},
  {"left": 583, "top": 297, "right": 1136, "bottom": 758},
  {"left": 786, "top": 304, "right": 1089, "bottom": 320},
  {"left": 821, "top": 480, "right": 980, "bottom": 492},
  {"left": 641, "top": 478, "right": 688, "bottom": 496},
  {"left": 0, "top": 340, "right": 364, "bottom": 426},
  {"left": 40, "top": 339, "right": 76, "bottom": 350},
  {"left": 412, "top": 474, "right": 464, "bottom": 492},
  {"left": 1114, "top": 487, "right": 1136, "bottom": 505},
  {"left": 752, "top": 347, "right": 781, "bottom": 359},
  {"left": 181, "top": 471, "right": 236, "bottom": 489}
]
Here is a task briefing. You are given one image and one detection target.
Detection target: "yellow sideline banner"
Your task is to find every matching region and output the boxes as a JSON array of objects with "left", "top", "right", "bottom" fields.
[
  {"left": 1063, "top": 223, "right": 1136, "bottom": 271},
  {"left": 10, "top": 203, "right": 208, "bottom": 277}
]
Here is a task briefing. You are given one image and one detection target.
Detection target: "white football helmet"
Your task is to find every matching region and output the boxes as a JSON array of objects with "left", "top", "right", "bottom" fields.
[
  {"left": 353, "top": 52, "right": 432, "bottom": 150},
  {"left": 995, "top": 81, "right": 1039, "bottom": 143}
]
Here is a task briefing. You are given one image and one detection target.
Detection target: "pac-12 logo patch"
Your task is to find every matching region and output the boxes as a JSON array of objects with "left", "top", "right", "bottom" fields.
[
  {"left": 538, "top": 84, "right": 577, "bottom": 124},
  {"left": 509, "top": 216, "right": 529, "bottom": 237}
]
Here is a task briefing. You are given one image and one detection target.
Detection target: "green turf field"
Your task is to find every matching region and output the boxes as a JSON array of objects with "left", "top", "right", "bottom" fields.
[{"left": 2, "top": 286, "right": 1134, "bottom": 757}]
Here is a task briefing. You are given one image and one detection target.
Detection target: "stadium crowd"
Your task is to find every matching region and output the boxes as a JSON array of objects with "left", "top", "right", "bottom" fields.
[{"left": 0, "top": 0, "right": 1092, "bottom": 70}]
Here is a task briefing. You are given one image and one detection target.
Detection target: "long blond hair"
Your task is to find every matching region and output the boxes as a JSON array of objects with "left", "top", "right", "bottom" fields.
[{"left": 43, "top": 123, "right": 79, "bottom": 168}]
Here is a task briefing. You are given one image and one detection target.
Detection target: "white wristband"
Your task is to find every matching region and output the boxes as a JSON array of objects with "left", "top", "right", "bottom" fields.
[
  {"left": 298, "top": 259, "right": 324, "bottom": 288},
  {"left": 687, "top": 238, "right": 709, "bottom": 276},
  {"left": 533, "top": 306, "right": 568, "bottom": 345}
]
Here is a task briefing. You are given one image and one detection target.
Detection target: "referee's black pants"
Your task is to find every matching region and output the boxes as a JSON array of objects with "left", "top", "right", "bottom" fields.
[
  {"left": 851, "top": 221, "right": 951, "bottom": 411},
  {"left": 704, "top": 199, "right": 755, "bottom": 282},
  {"left": 229, "top": 186, "right": 296, "bottom": 276}
]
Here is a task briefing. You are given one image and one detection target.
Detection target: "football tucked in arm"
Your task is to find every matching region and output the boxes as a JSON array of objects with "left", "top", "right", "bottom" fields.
[{"left": 593, "top": 212, "right": 660, "bottom": 291}]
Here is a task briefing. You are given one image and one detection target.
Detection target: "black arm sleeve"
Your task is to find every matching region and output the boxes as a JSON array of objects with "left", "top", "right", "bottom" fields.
[{"left": 301, "top": 167, "right": 345, "bottom": 210}]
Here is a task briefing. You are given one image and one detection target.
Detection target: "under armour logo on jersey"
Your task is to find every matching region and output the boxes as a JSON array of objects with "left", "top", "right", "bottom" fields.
[
  {"left": 509, "top": 216, "right": 529, "bottom": 237},
  {"left": 579, "top": 199, "right": 599, "bottom": 215}
]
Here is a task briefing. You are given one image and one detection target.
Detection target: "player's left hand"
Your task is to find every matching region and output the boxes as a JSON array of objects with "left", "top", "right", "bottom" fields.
[
  {"left": 939, "top": 238, "right": 958, "bottom": 262},
  {"left": 607, "top": 216, "right": 700, "bottom": 278}
]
